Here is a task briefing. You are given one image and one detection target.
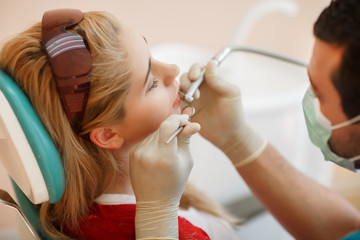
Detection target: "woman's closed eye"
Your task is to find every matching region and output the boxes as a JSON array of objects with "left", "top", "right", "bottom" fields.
[{"left": 148, "top": 78, "right": 158, "bottom": 91}]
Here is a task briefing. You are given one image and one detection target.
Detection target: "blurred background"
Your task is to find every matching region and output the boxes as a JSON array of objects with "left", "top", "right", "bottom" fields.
[{"left": 2, "top": 0, "right": 360, "bottom": 239}]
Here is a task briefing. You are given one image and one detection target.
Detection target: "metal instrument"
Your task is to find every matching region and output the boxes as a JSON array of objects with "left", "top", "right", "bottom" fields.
[{"left": 182, "top": 45, "right": 308, "bottom": 103}]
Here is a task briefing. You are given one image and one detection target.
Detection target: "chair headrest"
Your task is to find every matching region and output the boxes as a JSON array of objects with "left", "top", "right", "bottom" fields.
[{"left": 0, "top": 70, "right": 65, "bottom": 204}]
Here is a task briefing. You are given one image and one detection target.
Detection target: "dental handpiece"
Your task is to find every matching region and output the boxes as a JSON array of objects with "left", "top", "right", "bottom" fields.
[
  {"left": 183, "top": 47, "right": 232, "bottom": 103},
  {"left": 182, "top": 45, "right": 308, "bottom": 103}
]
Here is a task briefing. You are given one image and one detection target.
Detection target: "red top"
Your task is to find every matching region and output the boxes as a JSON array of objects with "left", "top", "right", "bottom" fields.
[{"left": 65, "top": 203, "right": 211, "bottom": 240}]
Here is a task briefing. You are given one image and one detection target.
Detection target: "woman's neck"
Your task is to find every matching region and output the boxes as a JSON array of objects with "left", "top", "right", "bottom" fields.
[
  {"left": 104, "top": 175, "right": 134, "bottom": 195},
  {"left": 103, "top": 146, "right": 135, "bottom": 195}
]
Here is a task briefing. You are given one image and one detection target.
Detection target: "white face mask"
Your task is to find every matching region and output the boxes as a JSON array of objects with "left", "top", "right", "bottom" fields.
[{"left": 302, "top": 87, "right": 360, "bottom": 172}]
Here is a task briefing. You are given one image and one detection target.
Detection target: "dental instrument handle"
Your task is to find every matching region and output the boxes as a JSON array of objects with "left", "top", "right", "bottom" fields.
[
  {"left": 166, "top": 106, "right": 195, "bottom": 144},
  {"left": 212, "top": 46, "right": 232, "bottom": 65},
  {"left": 184, "top": 47, "right": 232, "bottom": 103},
  {"left": 166, "top": 126, "right": 184, "bottom": 144},
  {"left": 184, "top": 69, "right": 205, "bottom": 103}
]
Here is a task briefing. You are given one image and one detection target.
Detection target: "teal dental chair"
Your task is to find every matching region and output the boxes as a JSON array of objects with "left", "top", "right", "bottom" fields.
[{"left": 0, "top": 70, "right": 65, "bottom": 240}]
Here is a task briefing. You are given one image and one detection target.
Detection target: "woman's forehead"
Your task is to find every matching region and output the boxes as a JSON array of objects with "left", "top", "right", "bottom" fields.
[{"left": 119, "top": 24, "right": 150, "bottom": 91}]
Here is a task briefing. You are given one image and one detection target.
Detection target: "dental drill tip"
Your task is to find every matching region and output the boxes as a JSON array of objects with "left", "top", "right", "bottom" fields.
[
  {"left": 185, "top": 95, "right": 194, "bottom": 103},
  {"left": 166, "top": 127, "right": 184, "bottom": 144}
]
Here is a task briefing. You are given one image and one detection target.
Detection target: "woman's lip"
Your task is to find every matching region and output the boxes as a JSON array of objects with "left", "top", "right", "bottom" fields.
[
  {"left": 172, "top": 82, "right": 181, "bottom": 108},
  {"left": 172, "top": 93, "right": 181, "bottom": 108}
]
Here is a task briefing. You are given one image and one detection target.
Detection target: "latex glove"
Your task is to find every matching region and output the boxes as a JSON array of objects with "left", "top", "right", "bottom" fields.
[
  {"left": 130, "top": 109, "right": 200, "bottom": 240},
  {"left": 180, "top": 61, "right": 267, "bottom": 167}
]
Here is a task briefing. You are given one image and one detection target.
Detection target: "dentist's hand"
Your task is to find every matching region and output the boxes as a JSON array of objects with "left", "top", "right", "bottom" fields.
[
  {"left": 130, "top": 110, "right": 200, "bottom": 239},
  {"left": 180, "top": 61, "right": 267, "bottom": 167}
]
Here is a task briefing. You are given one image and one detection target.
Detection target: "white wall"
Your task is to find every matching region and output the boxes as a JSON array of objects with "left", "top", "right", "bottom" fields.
[{"left": 0, "top": 0, "right": 327, "bottom": 58}]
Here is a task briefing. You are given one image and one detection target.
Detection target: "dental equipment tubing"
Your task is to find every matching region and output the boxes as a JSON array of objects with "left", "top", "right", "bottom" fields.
[{"left": 183, "top": 45, "right": 308, "bottom": 103}]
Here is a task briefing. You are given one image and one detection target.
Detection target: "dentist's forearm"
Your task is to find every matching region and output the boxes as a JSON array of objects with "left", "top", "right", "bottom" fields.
[{"left": 233, "top": 144, "right": 360, "bottom": 240}]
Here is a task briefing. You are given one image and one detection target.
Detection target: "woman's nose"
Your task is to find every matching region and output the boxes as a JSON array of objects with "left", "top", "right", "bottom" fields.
[{"left": 163, "top": 63, "right": 180, "bottom": 86}]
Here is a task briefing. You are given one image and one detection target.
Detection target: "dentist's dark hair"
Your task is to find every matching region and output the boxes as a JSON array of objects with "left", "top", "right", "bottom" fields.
[{"left": 314, "top": 0, "right": 360, "bottom": 119}]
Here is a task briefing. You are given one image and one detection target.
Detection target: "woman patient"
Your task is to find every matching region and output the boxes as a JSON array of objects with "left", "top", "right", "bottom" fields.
[{"left": 0, "top": 9, "right": 239, "bottom": 239}]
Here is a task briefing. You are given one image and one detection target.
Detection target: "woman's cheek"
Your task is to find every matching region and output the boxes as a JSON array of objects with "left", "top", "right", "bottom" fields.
[{"left": 145, "top": 110, "right": 169, "bottom": 132}]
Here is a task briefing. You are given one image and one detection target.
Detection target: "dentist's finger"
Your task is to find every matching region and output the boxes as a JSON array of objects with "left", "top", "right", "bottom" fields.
[
  {"left": 188, "top": 63, "right": 203, "bottom": 81},
  {"left": 177, "top": 122, "right": 201, "bottom": 145},
  {"left": 179, "top": 73, "right": 192, "bottom": 91},
  {"left": 159, "top": 114, "right": 189, "bottom": 143},
  {"left": 181, "top": 106, "right": 194, "bottom": 117}
]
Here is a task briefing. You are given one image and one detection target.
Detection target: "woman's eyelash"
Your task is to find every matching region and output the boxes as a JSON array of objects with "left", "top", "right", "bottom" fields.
[{"left": 149, "top": 79, "right": 158, "bottom": 91}]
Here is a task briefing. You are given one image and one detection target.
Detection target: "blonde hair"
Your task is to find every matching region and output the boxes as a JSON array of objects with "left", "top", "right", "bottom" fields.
[{"left": 0, "top": 11, "right": 237, "bottom": 238}]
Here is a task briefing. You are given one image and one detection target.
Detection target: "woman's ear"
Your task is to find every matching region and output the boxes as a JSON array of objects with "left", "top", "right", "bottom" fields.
[{"left": 89, "top": 127, "right": 124, "bottom": 149}]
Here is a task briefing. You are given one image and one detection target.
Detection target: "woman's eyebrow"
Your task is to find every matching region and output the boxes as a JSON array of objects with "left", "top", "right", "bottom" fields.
[{"left": 144, "top": 58, "right": 151, "bottom": 86}]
